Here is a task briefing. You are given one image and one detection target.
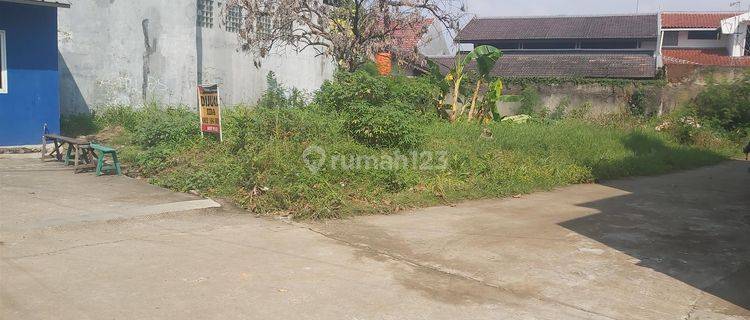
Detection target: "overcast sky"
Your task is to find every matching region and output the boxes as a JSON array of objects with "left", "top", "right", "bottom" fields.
[{"left": 465, "top": 0, "right": 750, "bottom": 17}]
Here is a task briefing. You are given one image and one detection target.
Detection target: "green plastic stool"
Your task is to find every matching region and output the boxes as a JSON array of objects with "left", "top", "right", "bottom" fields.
[{"left": 90, "top": 143, "right": 122, "bottom": 176}]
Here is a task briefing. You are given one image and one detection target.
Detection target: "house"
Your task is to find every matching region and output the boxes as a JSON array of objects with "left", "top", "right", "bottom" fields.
[
  {"left": 0, "top": 0, "right": 69, "bottom": 147},
  {"left": 660, "top": 12, "right": 750, "bottom": 80},
  {"left": 438, "top": 14, "right": 660, "bottom": 79}
]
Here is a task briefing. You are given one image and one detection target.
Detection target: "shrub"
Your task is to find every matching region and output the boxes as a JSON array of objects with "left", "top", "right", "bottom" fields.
[
  {"left": 343, "top": 103, "right": 424, "bottom": 149},
  {"left": 569, "top": 102, "right": 593, "bottom": 119},
  {"left": 130, "top": 106, "right": 199, "bottom": 148},
  {"left": 518, "top": 86, "right": 541, "bottom": 115},
  {"left": 314, "top": 71, "right": 439, "bottom": 113},
  {"left": 223, "top": 105, "right": 339, "bottom": 152},
  {"left": 95, "top": 105, "right": 140, "bottom": 131},
  {"left": 628, "top": 90, "right": 647, "bottom": 116},
  {"left": 692, "top": 74, "right": 750, "bottom": 133},
  {"left": 61, "top": 113, "right": 98, "bottom": 137},
  {"left": 549, "top": 97, "right": 570, "bottom": 120}
]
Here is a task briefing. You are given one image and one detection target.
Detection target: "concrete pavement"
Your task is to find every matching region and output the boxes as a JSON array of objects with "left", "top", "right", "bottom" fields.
[{"left": 1, "top": 155, "right": 748, "bottom": 319}]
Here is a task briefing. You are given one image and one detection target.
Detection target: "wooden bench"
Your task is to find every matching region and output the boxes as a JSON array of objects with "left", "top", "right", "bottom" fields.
[
  {"left": 41, "top": 134, "right": 95, "bottom": 172},
  {"left": 90, "top": 143, "right": 122, "bottom": 176}
]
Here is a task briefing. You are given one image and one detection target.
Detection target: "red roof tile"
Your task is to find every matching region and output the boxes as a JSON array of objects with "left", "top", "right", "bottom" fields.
[
  {"left": 661, "top": 12, "right": 741, "bottom": 29},
  {"left": 663, "top": 49, "right": 750, "bottom": 67}
]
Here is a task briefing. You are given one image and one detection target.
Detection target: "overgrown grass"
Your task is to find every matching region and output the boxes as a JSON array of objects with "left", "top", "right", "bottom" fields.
[{"left": 86, "top": 105, "right": 738, "bottom": 220}]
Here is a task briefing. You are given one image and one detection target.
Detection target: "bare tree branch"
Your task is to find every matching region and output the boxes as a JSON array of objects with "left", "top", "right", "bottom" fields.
[{"left": 225, "top": 0, "right": 465, "bottom": 71}]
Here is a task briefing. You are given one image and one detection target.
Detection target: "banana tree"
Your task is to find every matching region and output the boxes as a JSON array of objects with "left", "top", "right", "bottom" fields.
[
  {"left": 464, "top": 46, "right": 502, "bottom": 122},
  {"left": 426, "top": 45, "right": 502, "bottom": 122},
  {"left": 480, "top": 79, "right": 521, "bottom": 122}
]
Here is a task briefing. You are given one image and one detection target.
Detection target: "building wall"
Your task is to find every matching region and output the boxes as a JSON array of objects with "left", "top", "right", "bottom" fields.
[
  {"left": 58, "top": 0, "right": 198, "bottom": 114},
  {"left": 58, "top": 0, "right": 336, "bottom": 114},
  {"left": 662, "top": 30, "right": 726, "bottom": 49},
  {"left": 0, "top": 3, "right": 60, "bottom": 146},
  {"left": 197, "top": 24, "right": 335, "bottom": 106}
]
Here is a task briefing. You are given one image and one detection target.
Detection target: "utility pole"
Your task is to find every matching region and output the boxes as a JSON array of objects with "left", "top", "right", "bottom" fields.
[{"left": 636, "top": 0, "right": 640, "bottom": 13}]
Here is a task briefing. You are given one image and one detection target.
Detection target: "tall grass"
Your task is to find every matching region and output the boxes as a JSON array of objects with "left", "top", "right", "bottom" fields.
[{"left": 87, "top": 105, "right": 736, "bottom": 220}]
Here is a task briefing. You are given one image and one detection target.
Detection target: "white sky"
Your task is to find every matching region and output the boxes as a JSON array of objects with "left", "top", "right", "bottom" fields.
[{"left": 465, "top": 0, "right": 750, "bottom": 17}]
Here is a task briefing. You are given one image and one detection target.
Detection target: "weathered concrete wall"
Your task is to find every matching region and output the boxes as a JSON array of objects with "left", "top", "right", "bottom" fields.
[
  {"left": 58, "top": 0, "right": 336, "bottom": 114},
  {"left": 59, "top": 0, "right": 197, "bottom": 114},
  {"left": 197, "top": 27, "right": 335, "bottom": 106},
  {"left": 500, "top": 83, "right": 635, "bottom": 117},
  {"left": 661, "top": 66, "right": 749, "bottom": 112},
  {"left": 498, "top": 67, "right": 749, "bottom": 118}
]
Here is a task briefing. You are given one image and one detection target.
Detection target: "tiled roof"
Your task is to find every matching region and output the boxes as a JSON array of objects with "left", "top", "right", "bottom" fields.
[
  {"left": 663, "top": 49, "right": 750, "bottom": 67},
  {"left": 661, "top": 12, "right": 740, "bottom": 29},
  {"left": 457, "top": 14, "right": 658, "bottom": 42},
  {"left": 0, "top": 0, "right": 70, "bottom": 7},
  {"left": 430, "top": 53, "right": 657, "bottom": 79},
  {"left": 392, "top": 19, "right": 432, "bottom": 54}
]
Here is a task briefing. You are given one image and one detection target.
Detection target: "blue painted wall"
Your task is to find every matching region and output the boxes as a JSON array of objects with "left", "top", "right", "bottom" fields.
[{"left": 0, "top": 3, "right": 60, "bottom": 146}]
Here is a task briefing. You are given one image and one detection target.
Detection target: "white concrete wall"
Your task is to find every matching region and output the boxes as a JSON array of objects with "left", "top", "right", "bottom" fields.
[
  {"left": 59, "top": 0, "right": 198, "bottom": 113},
  {"left": 198, "top": 26, "right": 335, "bottom": 106},
  {"left": 662, "top": 30, "right": 726, "bottom": 49},
  {"left": 725, "top": 23, "right": 748, "bottom": 57},
  {"left": 58, "top": 0, "right": 336, "bottom": 114}
]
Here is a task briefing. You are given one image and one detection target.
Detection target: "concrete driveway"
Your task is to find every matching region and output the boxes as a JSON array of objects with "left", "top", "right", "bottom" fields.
[{"left": 1, "top": 155, "right": 748, "bottom": 319}]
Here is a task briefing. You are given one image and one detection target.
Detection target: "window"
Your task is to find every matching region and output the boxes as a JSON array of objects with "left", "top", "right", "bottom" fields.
[
  {"left": 323, "top": 0, "right": 344, "bottom": 7},
  {"left": 225, "top": 5, "right": 242, "bottom": 32},
  {"left": 490, "top": 42, "right": 521, "bottom": 50},
  {"left": 522, "top": 41, "right": 576, "bottom": 50},
  {"left": 257, "top": 13, "right": 272, "bottom": 39},
  {"left": 0, "top": 30, "right": 6, "bottom": 94},
  {"left": 198, "top": 0, "right": 214, "bottom": 28},
  {"left": 580, "top": 40, "right": 638, "bottom": 49},
  {"left": 663, "top": 31, "right": 679, "bottom": 46},
  {"left": 687, "top": 30, "right": 719, "bottom": 40}
]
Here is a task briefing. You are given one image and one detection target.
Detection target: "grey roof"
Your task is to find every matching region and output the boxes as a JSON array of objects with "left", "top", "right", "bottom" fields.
[
  {"left": 430, "top": 53, "right": 657, "bottom": 79},
  {"left": 0, "top": 0, "right": 70, "bottom": 8},
  {"left": 458, "top": 14, "right": 658, "bottom": 41}
]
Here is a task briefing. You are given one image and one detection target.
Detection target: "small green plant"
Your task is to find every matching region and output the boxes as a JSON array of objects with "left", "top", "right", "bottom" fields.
[
  {"left": 95, "top": 105, "right": 140, "bottom": 131},
  {"left": 569, "top": 102, "right": 593, "bottom": 119},
  {"left": 518, "top": 86, "right": 541, "bottom": 115},
  {"left": 130, "top": 106, "right": 199, "bottom": 148},
  {"left": 343, "top": 103, "right": 424, "bottom": 150},
  {"left": 258, "top": 71, "right": 306, "bottom": 109},
  {"left": 61, "top": 113, "right": 98, "bottom": 137},
  {"left": 549, "top": 97, "right": 570, "bottom": 120},
  {"left": 628, "top": 90, "right": 647, "bottom": 116}
]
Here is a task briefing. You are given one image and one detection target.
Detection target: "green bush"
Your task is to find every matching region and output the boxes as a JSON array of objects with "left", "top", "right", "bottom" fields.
[
  {"left": 314, "top": 71, "right": 439, "bottom": 113},
  {"left": 343, "top": 103, "right": 424, "bottom": 149},
  {"left": 692, "top": 74, "right": 750, "bottom": 133},
  {"left": 130, "top": 106, "right": 199, "bottom": 148},
  {"left": 94, "top": 105, "right": 140, "bottom": 131},
  {"left": 61, "top": 113, "right": 98, "bottom": 137},
  {"left": 518, "top": 86, "right": 541, "bottom": 115}
]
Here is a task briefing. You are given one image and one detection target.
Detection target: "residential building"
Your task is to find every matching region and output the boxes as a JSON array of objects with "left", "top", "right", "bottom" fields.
[
  {"left": 660, "top": 12, "right": 750, "bottom": 71},
  {"left": 441, "top": 14, "right": 660, "bottom": 79},
  {"left": 0, "top": 0, "right": 69, "bottom": 146}
]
